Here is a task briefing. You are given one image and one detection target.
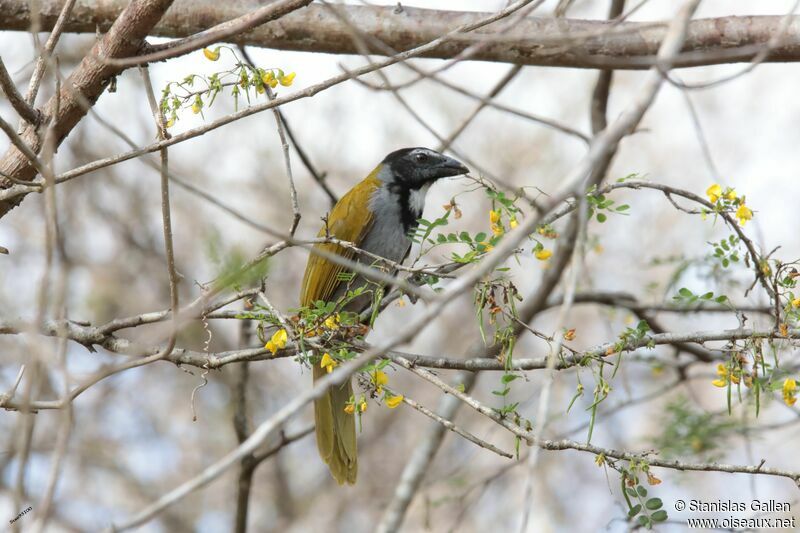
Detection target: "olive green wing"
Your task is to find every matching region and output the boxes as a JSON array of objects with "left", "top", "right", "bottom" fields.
[{"left": 300, "top": 171, "right": 380, "bottom": 307}]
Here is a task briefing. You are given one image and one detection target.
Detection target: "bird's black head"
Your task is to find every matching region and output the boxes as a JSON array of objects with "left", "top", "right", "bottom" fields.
[{"left": 382, "top": 147, "right": 469, "bottom": 189}]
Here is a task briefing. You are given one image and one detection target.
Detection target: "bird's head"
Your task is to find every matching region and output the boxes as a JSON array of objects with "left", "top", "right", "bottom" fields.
[{"left": 380, "top": 147, "right": 469, "bottom": 189}]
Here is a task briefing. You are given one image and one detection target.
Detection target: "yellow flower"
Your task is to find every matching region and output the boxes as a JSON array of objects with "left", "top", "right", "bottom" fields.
[
  {"left": 564, "top": 328, "right": 576, "bottom": 341},
  {"left": 165, "top": 118, "right": 175, "bottom": 128},
  {"left": 373, "top": 370, "right": 389, "bottom": 386},
  {"left": 265, "top": 328, "right": 288, "bottom": 354},
  {"left": 783, "top": 378, "right": 797, "bottom": 406},
  {"left": 490, "top": 210, "right": 501, "bottom": 224},
  {"left": 261, "top": 71, "right": 274, "bottom": 86},
  {"left": 711, "top": 363, "right": 729, "bottom": 388},
  {"left": 791, "top": 298, "right": 800, "bottom": 309},
  {"left": 509, "top": 217, "right": 518, "bottom": 229},
  {"left": 713, "top": 362, "right": 742, "bottom": 387},
  {"left": 358, "top": 399, "right": 368, "bottom": 412},
  {"left": 478, "top": 241, "right": 494, "bottom": 252},
  {"left": 706, "top": 183, "right": 722, "bottom": 203},
  {"left": 491, "top": 223, "right": 504, "bottom": 237},
  {"left": 535, "top": 249, "right": 552, "bottom": 261},
  {"left": 279, "top": 72, "right": 296, "bottom": 86},
  {"left": 202, "top": 47, "right": 220, "bottom": 61},
  {"left": 725, "top": 189, "right": 737, "bottom": 201},
  {"left": 320, "top": 352, "right": 337, "bottom": 373},
  {"left": 736, "top": 204, "right": 752, "bottom": 226},
  {"left": 344, "top": 403, "right": 355, "bottom": 415},
  {"left": 324, "top": 314, "right": 340, "bottom": 330},
  {"left": 191, "top": 97, "right": 202, "bottom": 114},
  {"left": 373, "top": 370, "right": 388, "bottom": 394},
  {"left": 278, "top": 72, "right": 297, "bottom": 87},
  {"left": 385, "top": 395, "right": 404, "bottom": 408}
]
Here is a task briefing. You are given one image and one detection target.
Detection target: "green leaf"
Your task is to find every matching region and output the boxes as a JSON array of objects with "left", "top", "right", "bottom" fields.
[
  {"left": 645, "top": 498, "right": 663, "bottom": 510},
  {"left": 637, "top": 515, "right": 652, "bottom": 529},
  {"left": 715, "top": 295, "right": 728, "bottom": 303},
  {"left": 474, "top": 232, "right": 487, "bottom": 243},
  {"left": 499, "top": 402, "right": 520, "bottom": 414},
  {"left": 678, "top": 287, "right": 692, "bottom": 297},
  {"left": 651, "top": 510, "right": 668, "bottom": 522},
  {"left": 616, "top": 204, "right": 630, "bottom": 212},
  {"left": 459, "top": 231, "right": 471, "bottom": 242},
  {"left": 625, "top": 488, "right": 638, "bottom": 498},
  {"left": 627, "top": 504, "right": 642, "bottom": 518},
  {"left": 636, "top": 485, "right": 647, "bottom": 497},
  {"left": 596, "top": 213, "right": 607, "bottom": 223},
  {"left": 701, "top": 292, "right": 714, "bottom": 300},
  {"left": 501, "top": 374, "right": 520, "bottom": 384}
]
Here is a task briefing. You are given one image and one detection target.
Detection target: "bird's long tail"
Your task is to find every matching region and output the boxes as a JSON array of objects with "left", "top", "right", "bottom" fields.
[{"left": 313, "top": 364, "right": 358, "bottom": 484}]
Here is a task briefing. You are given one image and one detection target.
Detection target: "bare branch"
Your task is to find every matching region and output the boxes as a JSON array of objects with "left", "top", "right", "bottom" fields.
[
  {"left": 23, "top": 0, "right": 78, "bottom": 106},
  {"left": 401, "top": 394, "right": 513, "bottom": 459},
  {"left": 0, "top": 58, "right": 40, "bottom": 124}
]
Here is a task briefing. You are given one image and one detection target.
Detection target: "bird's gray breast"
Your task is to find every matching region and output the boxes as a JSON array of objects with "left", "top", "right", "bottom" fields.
[
  {"left": 361, "top": 185, "right": 415, "bottom": 264},
  {"left": 329, "top": 185, "right": 419, "bottom": 313}
]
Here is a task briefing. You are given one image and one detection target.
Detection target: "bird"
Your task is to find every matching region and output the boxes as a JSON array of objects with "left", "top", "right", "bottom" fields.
[{"left": 299, "top": 147, "right": 469, "bottom": 484}]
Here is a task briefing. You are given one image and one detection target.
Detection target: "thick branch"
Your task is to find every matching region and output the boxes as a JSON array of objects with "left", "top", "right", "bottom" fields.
[
  {"left": 0, "top": 0, "right": 175, "bottom": 217},
  {"left": 1, "top": 1, "right": 800, "bottom": 70}
]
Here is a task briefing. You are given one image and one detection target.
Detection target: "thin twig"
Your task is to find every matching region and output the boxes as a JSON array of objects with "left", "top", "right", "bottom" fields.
[
  {"left": 0, "top": 58, "right": 40, "bottom": 124},
  {"left": 402, "top": 394, "right": 513, "bottom": 459},
  {"left": 22, "top": 0, "right": 78, "bottom": 105},
  {"left": 140, "top": 66, "right": 180, "bottom": 362},
  {"left": 239, "top": 46, "right": 301, "bottom": 235}
]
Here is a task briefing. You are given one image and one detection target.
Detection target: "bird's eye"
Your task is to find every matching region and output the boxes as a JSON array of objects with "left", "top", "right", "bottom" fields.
[{"left": 414, "top": 153, "right": 429, "bottom": 163}]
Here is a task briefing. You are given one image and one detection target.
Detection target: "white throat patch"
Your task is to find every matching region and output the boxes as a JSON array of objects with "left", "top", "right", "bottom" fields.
[{"left": 408, "top": 182, "right": 431, "bottom": 217}]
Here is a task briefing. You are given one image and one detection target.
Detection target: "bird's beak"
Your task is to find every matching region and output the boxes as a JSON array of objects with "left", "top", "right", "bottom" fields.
[{"left": 436, "top": 155, "right": 469, "bottom": 177}]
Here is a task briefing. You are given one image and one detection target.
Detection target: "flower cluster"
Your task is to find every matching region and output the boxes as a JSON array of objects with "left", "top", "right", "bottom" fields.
[
  {"left": 160, "top": 46, "right": 297, "bottom": 128},
  {"left": 705, "top": 183, "right": 753, "bottom": 226},
  {"left": 344, "top": 396, "right": 368, "bottom": 415},
  {"left": 369, "top": 369, "right": 404, "bottom": 409},
  {"left": 489, "top": 209, "right": 518, "bottom": 237},
  {"left": 711, "top": 362, "right": 750, "bottom": 388},
  {"left": 316, "top": 362, "right": 404, "bottom": 414}
]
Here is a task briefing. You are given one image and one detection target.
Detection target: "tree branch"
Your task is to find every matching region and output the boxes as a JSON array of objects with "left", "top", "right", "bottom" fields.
[
  {"left": 2, "top": 1, "right": 800, "bottom": 70},
  {"left": 0, "top": 0, "right": 175, "bottom": 217}
]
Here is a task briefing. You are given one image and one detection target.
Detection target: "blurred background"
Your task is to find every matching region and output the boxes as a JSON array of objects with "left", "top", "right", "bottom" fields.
[{"left": 1, "top": 0, "right": 799, "bottom": 531}]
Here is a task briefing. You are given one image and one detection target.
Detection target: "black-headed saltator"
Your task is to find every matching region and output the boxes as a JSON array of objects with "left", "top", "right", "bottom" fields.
[{"left": 300, "top": 147, "right": 468, "bottom": 484}]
